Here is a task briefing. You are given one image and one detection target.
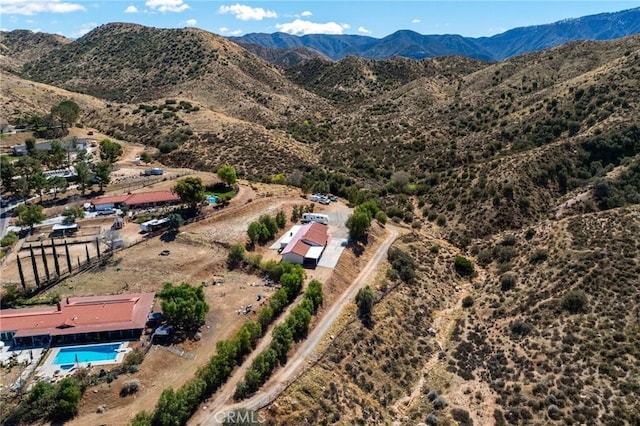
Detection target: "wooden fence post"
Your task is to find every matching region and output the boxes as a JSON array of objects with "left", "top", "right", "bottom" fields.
[
  {"left": 40, "top": 242, "right": 50, "bottom": 282},
  {"left": 51, "top": 239, "right": 61, "bottom": 277},
  {"left": 29, "top": 245, "right": 40, "bottom": 288}
]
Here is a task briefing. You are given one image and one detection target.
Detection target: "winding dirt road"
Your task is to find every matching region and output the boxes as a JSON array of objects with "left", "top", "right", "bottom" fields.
[{"left": 190, "top": 226, "right": 400, "bottom": 426}]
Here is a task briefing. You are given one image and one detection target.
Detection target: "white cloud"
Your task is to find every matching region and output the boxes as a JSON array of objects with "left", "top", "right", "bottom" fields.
[
  {"left": 229, "top": 29, "right": 242, "bottom": 36},
  {"left": 300, "top": 10, "right": 312, "bottom": 17},
  {"left": 358, "top": 26, "right": 371, "bottom": 35},
  {"left": 145, "top": 0, "right": 189, "bottom": 13},
  {"left": 72, "top": 21, "right": 97, "bottom": 37},
  {"left": 275, "top": 19, "right": 349, "bottom": 36},
  {"left": 412, "top": 19, "right": 421, "bottom": 24},
  {"left": 124, "top": 5, "right": 139, "bottom": 13},
  {"left": 218, "top": 26, "right": 229, "bottom": 33},
  {"left": 218, "top": 4, "right": 276, "bottom": 21},
  {"left": 0, "top": 0, "right": 85, "bottom": 16},
  {"left": 185, "top": 18, "right": 197, "bottom": 26}
]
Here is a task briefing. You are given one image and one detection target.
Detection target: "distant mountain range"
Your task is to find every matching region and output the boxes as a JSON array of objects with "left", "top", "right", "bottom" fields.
[{"left": 232, "top": 7, "right": 640, "bottom": 62}]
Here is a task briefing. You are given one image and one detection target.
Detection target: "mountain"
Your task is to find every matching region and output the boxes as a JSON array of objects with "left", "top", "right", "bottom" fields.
[
  {"left": 2, "top": 19, "right": 640, "bottom": 426},
  {"left": 235, "top": 32, "right": 376, "bottom": 59},
  {"left": 0, "top": 30, "right": 71, "bottom": 72},
  {"left": 235, "top": 42, "right": 329, "bottom": 67},
  {"left": 232, "top": 7, "right": 640, "bottom": 61}
]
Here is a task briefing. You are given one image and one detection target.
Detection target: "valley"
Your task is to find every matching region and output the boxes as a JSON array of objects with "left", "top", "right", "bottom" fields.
[{"left": 0, "top": 20, "right": 639, "bottom": 426}]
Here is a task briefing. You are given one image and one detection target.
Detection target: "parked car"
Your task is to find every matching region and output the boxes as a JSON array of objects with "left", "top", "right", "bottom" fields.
[{"left": 319, "top": 197, "right": 331, "bottom": 205}]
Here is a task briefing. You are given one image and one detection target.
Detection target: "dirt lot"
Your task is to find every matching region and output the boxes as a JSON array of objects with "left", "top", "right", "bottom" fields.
[{"left": 1, "top": 170, "right": 354, "bottom": 424}]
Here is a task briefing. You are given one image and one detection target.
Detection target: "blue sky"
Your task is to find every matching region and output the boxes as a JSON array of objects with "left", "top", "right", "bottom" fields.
[{"left": 0, "top": 1, "right": 638, "bottom": 39}]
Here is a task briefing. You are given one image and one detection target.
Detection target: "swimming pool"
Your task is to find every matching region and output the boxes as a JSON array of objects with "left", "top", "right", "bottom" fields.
[
  {"left": 53, "top": 343, "right": 121, "bottom": 365},
  {"left": 207, "top": 195, "right": 219, "bottom": 204}
]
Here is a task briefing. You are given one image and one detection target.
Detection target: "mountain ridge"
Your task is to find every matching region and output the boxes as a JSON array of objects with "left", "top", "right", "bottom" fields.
[{"left": 232, "top": 7, "right": 640, "bottom": 61}]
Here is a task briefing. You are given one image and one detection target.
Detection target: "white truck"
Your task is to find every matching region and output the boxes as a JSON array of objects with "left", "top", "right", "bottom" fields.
[{"left": 301, "top": 213, "right": 329, "bottom": 225}]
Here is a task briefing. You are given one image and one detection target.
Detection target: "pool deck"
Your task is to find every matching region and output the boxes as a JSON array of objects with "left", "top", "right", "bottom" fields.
[{"left": 36, "top": 342, "right": 130, "bottom": 381}]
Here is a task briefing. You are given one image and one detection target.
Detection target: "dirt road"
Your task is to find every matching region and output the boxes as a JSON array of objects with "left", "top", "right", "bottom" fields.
[{"left": 190, "top": 226, "right": 399, "bottom": 426}]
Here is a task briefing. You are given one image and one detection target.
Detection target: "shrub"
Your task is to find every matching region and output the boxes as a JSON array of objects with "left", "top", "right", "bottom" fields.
[
  {"left": 462, "top": 295, "right": 474, "bottom": 308},
  {"left": 228, "top": 243, "right": 246, "bottom": 269},
  {"left": 451, "top": 408, "right": 473, "bottom": 426},
  {"left": 1, "top": 231, "right": 17, "bottom": 247},
  {"left": 120, "top": 380, "right": 140, "bottom": 397},
  {"left": 436, "top": 214, "right": 447, "bottom": 226},
  {"left": 123, "top": 349, "right": 145, "bottom": 367},
  {"left": 426, "top": 413, "right": 438, "bottom": 425},
  {"left": 477, "top": 249, "right": 493, "bottom": 266},
  {"left": 375, "top": 210, "right": 387, "bottom": 225},
  {"left": 562, "top": 290, "right": 588, "bottom": 314},
  {"left": 530, "top": 249, "right": 548, "bottom": 263},
  {"left": 510, "top": 320, "right": 533, "bottom": 336},
  {"left": 547, "top": 404, "right": 563, "bottom": 420},
  {"left": 500, "top": 234, "right": 517, "bottom": 246},
  {"left": 454, "top": 256, "right": 474, "bottom": 276},
  {"left": 500, "top": 273, "right": 517, "bottom": 291},
  {"left": 433, "top": 396, "right": 448, "bottom": 409}
]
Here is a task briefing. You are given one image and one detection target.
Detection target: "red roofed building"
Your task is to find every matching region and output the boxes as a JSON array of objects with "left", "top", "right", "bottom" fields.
[
  {"left": 92, "top": 190, "right": 180, "bottom": 211},
  {"left": 281, "top": 222, "right": 329, "bottom": 268},
  {"left": 0, "top": 293, "right": 155, "bottom": 347}
]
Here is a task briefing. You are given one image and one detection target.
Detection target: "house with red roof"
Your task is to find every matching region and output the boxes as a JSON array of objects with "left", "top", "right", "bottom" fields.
[
  {"left": 0, "top": 293, "right": 155, "bottom": 348},
  {"left": 281, "top": 222, "right": 329, "bottom": 268},
  {"left": 92, "top": 190, "right": 180, "bottom": 211}
]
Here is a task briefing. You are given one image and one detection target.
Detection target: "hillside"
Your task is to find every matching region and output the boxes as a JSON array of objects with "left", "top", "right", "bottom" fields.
[
  {"left": 232, "top": 7, "right": 640, "bottom": 61},
  {"left": 236, "top": 42, "right": 329, "bottom": 67},
  {"left": 2, "top": 28, "right": 640, "bottom": 426},
  {"left": 19, "top": 22, "right": 332, "bottom": 125},
  {"left": 0, "top": 30, "right": 70, "bottom": 72}
]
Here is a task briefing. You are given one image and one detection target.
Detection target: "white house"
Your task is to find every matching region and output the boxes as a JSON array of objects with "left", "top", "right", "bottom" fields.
[{"left": 281, "top": 222, "right": 329, "bottom": 268}]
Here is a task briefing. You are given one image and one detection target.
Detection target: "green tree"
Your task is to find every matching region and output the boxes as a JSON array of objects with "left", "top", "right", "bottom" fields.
[
  {"left": 247, "top": 221, "right": 267, "bottom": 246},
  {"left": 94, "top": 161, "right": 111, "bottom": 191},
  {"left": 15, "top": 155, "right": 43, "bottom": 191},
  {"left": 258, "top": 214, "right": 278, "bottom": 239},
  {"left": 47, "top": 140, "right": 67, "bottom": 169},
  {"left": 355, "top": 285, "right": 377, "bottom": 328},
  {"left": 172, "top": 177, "right": 206, "bottom": 211},
  {"left": 167, "top": 213, "right": 184, "bottom": 230},
  {"left": 48, "top": 176, "right": 68, "bottom": 199},
  {"left": 275, "top": 211, "right": 286, "bottom": 229},
  {"left": 270, "top": 323, "right": 293, "bottom": 362},
  {"left": 62, "top": 206, "right": 85, "bottom": 224},
  {"left": 52, "top": 377, "right": 82, "bottom": 421},
  {"left": 31, "top": 172, "right": 48, "bottom": 201},
  {"left": 130, "top": 411, "right": 153, "bottom": 426},
  {"left": 375, "top": 210, "right": 387, "bottom": 225},
  {"left": 25, "top": 137, "right": 37, "bottom": 156},
  {"left": 51, "top": 100, "right": 80, "bottom": 130},
  {"left": 159, "top": 282, "right": 209, "bottom": 332},
  {"left": 346, "top": 210, "right": 372, "bottom": 242},
  {"left": 16, "top": 203, "right": 45, "bottom": 232},
  {"left": 99, "top": 139, "right": 123, "bottom": 163},
  {"left": 217, "top": 164, "right": 237, "bottom": 187},
  {"left": 140, "top": 151, "right": 152, "bottom": 164},
  {"left": 227, "top": 243, "right": 246, "bottom": 269},
  {"left": 562, "top": 289, "right": 588, "bottom": 314},
  {"left": 305, "top": 279, "right": 324, "bottom": 312},
  {"left": 0, "top": 155, "right": 16, "bottom": 192},
  {"left": 74, "top": 161, "right": 92, "bottom": 194},
  {"left": 454, "top": 256, "right": 475, "bottom": 277}
]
